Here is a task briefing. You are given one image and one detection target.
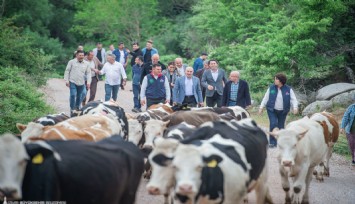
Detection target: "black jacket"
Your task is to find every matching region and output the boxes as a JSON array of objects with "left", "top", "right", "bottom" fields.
[
  {"left": 222, "top": 80, "right": 251, "bottom": 108},
  {"left": 140, "top": 61, "right": 166, "bottom": 84},
  {"left": 129, "top": 49, "right": 143, "bottom": 67}
]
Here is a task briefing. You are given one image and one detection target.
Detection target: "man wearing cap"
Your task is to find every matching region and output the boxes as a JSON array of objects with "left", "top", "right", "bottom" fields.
[{"left": 193, "top": 52, "right": 208, "bottom": 74}]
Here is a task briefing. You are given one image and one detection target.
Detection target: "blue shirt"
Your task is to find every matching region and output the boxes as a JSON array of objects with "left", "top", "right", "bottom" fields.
[
  {"left": 341, "top": 104, "right": 355, "bottom": 134},
  {"left": 230, "top": 82, "right": 239, "bottom": 101},
  {"left": 132, "top": 63, "right": 143, "bottom": 85},
  {"left": 193, "top": 58, "right": 204, "bottom": 73}
]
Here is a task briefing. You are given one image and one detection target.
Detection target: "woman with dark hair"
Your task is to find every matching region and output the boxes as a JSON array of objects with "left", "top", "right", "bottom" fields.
[{"left": 258, "top": 73, "right": 299, "bottom": 148}]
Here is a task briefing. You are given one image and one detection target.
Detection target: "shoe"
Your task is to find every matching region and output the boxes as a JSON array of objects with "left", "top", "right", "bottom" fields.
[
  {"left": 132, "top": 108, "right": 139, "bottom": 113},
  {"left": 137, "top": 108, "right": 142, "bottom": 112}
]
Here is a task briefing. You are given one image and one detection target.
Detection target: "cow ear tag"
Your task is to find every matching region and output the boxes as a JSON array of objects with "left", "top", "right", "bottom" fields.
[
  {"left": 207, "top": 159, "right": 217, "bottom": 168},
  {"left": 32, "top": 153, "right": 44, "bottom": 164}
]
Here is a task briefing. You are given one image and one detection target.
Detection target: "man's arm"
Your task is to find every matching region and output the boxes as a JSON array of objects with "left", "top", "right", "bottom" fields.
[
  {"left": 201, "top": 71, "right": 209, "bottom": 88},
  {"left": 64, "top": 60, "right": 72, "bottom": 86},
  {"left": 244, "top": 81, "right": 252, "bottom": 106},
  {"left": 164, "top": 76, "right": 171, "bottom": 101},
  {"left": 140, "top": 76, "right": 148, "bottom": 106},
  {"left": 120, "top": 64, "right": 128, "bottom": 85},
  {"left": 172, "top": 78, "right": 180, "bottom": 104},
  {"left": 140, "top": 65, "right": 148, "bottom": 84},
  {"left": 196, "top": 78, "right": 203, "bottom": 103}
]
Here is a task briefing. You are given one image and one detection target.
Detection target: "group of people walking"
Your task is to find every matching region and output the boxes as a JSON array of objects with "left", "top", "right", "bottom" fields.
[{"left": 62, "top": 39, "right": 355, "bottom": 159}]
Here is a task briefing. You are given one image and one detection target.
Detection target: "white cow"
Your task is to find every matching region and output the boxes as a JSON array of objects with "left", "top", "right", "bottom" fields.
[
  {"left": 270, "top": 116, "right": 328, "bottom": 204},
  {"left": 310, "top": 112, "right": 339, "bottom": 181}
]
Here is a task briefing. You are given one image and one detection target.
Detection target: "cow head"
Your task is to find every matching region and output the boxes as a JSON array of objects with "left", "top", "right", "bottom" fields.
[
  {"left": 142, "top": 120, "right": 170, "bottom": 149},
  {"left": 0, "top": 133, "right": 29, "bottom": 201},
  {"left": 270, "top": 128, "right": 308, "bottom": 167},
  {"left": 17, "top": 122, "right": 44, "bottom": 143},
  {"left": 146, "top": 138, "right": 179, "bottom": 195},
  {"left": 172, "top": 144, "right": 204, "bottom": 199},
  {"left": 127, "top": 119, "right": 144, "bottom": 146}
]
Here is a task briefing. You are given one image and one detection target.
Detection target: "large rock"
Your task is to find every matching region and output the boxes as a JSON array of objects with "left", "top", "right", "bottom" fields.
[
  {"left": 302, "top": 100, "right": 333, "bottom": 116},
  {"left": 316, "top": 83, "right": 355, "bottom": 100},
  {"left": 331, "top": 90, "right": 355, "bottom": 106}
]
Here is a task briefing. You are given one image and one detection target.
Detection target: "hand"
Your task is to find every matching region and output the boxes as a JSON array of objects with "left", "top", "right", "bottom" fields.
[
  {"left": 173, "top": 102, "right": 177, "bottom": 106},
  {"left": 171, "top": 83, "right": 174, "bottom": 87},
  {"left": 207, "top": 85, "right": 214, "bottom": 90},
  {"left": 141, "top": 99, "right": 146, "bottom": 106},
  {"left": 126, "top": 49, "right": 130, "bottom": 53},
  {"left": 258, "top": 108, "right": 263, "bottom": 115},
  {"left": 199, "top": 102, "right": 204, "bottom": 107},
  {"left": 246, "top": 105, "right": 251, "bottom": 110},
  {"left": 122, "top": 80, "right": 126, "bottom": 86},
  {"left": 66, "top": 82, "right": 69, "bottom": 87},
  {"left": 165, "top": 99, "right": 170, "bottom": 104},
  {"left": 87, "top": 84, "right": 90, "bottom": 90},
  {"left": 340, "top": 128, "right": 345, "bottom": 134},
  {"left": 293, "top": 109, "right": 298, "bottom": 114}
]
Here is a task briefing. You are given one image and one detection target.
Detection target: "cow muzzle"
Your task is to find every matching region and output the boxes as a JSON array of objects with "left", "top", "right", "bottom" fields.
[
  {"left": 0, "top": 187, "right": 20, "bottom": 201},
  {"left": 282, "top": 160, "right": 293, "bottom": 167},
  {"left": 147, "top": 186, "right": 161, "bottom": 195},
  {"left": 177, "top": 184, "right": 193, "bottom": 195}
]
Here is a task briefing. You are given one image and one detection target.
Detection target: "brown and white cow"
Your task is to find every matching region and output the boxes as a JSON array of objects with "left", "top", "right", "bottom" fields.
[
  {"left": 270, "top": 116, "right": 328, "bottom": 204},
  {"left": 310, "top": 111, "right": 339, "bottom": 180},
  {"left": 17, "top": 114, "right": 122, "bottom": 142}
]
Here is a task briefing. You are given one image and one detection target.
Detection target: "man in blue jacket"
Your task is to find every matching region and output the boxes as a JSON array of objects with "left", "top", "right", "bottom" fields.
[
  {"left": 142, "top": 40, "right": 158, "bottom": 63},
  {"left": 173, "top": 67, "right": 204, "bottom": 107},
  {"left": 193, "top": 52, "right": 208, "bottom": 74}
]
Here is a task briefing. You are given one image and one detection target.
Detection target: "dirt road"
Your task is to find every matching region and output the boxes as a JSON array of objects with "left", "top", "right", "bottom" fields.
[{"left": 41, "top": 78, "right": 355, "bottom": 204}]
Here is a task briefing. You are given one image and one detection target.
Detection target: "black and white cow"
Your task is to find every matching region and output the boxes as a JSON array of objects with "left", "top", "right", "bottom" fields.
[
  {"left": 0, "top": 133, "right": 144, "bottom": 203},
  {"left": 72, "top": 100, "right": 129, "bottom": 140},
  {"left": 147, "top": 119, "right": 273, "bottom": 204},
  {"left": 32, "top": 113, "right": 70, "bottom": 126},
  {"left": 191, "top": 106, "right": 250, "bottom": 121}
]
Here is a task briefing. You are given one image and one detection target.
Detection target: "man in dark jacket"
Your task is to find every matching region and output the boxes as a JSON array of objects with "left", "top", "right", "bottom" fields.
[
  {"left": 127, "top": 42, "right": 143, "bottom": 67},
  {"left": 140, "top": 54, "right": 166, "bottom": 84},
  {"left": 222, "top": 71, "right": 251, "bottom": 108}
]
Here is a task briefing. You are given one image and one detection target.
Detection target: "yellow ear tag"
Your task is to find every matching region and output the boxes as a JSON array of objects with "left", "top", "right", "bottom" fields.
[
  {"left": 32, "top": 153, "right": 44, "bottom": 164},
  {"left": 207, "top": 159, "right": 217, "bottom": 168}
]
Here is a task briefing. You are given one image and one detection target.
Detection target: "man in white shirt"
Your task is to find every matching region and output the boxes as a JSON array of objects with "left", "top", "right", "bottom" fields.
[{"left": 97, "top": 54, "right": 127, "bottom": 101}]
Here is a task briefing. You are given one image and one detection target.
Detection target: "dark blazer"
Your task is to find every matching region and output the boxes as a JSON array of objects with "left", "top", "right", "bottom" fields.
[
  {"left": 222, "top": 80, "right": 251, "bottom": 108},
  {"left": 201, "top": 69, "right": 227, "bottom": 97}
]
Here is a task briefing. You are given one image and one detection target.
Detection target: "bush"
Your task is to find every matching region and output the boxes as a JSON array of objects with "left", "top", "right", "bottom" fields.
[{"left": 0, "top": 67, "right": 54, "bottom": 134}]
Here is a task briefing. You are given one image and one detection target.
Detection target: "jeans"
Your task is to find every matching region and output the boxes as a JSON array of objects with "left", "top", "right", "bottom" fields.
[
  {"left": 133, "top": 84, "right": 141, "bottom": 109},
  {"left": 206, "top": 92, "right": 223, "bottom": 107},
  {"left": 69, "top": 82, "right": 84, "bottom": 110},
  {"left": 267, "top": 109, "right": 287, "bottom": 145},
  {"left": 105, "top": 84, "right": 119, "bottom": 101}
]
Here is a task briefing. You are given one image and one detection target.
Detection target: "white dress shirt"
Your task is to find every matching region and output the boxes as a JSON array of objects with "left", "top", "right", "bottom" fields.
[
  {"left": 185, "top": 77, "right": 193, "bottom": 96},
  {"left": 99, "top": 61, "right": 127, "bottom": 85}
]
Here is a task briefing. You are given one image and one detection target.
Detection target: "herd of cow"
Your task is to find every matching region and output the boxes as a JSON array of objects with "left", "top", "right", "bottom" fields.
[{"left": 0, "top": 100, "right": 339, "bottom": 204}]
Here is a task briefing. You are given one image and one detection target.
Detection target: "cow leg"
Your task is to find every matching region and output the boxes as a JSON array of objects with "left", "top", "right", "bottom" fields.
[
  {"left": 314, "top": 162, "right": 324, "bottom": 182},
  {"left": 301, "top": 167, "right": 313, "bottom": 204},
  {"left": 324, "top": 146, "right": 333, "bottom": 177},
  {"left": 279, "top": 166, "right": 291, "bottom": 204},
  {"left": 255, "top": 164, "right": 273, "bottom": 204},
  {"left": 291, "top": 165, "right": 309, "bottom": 204}
]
